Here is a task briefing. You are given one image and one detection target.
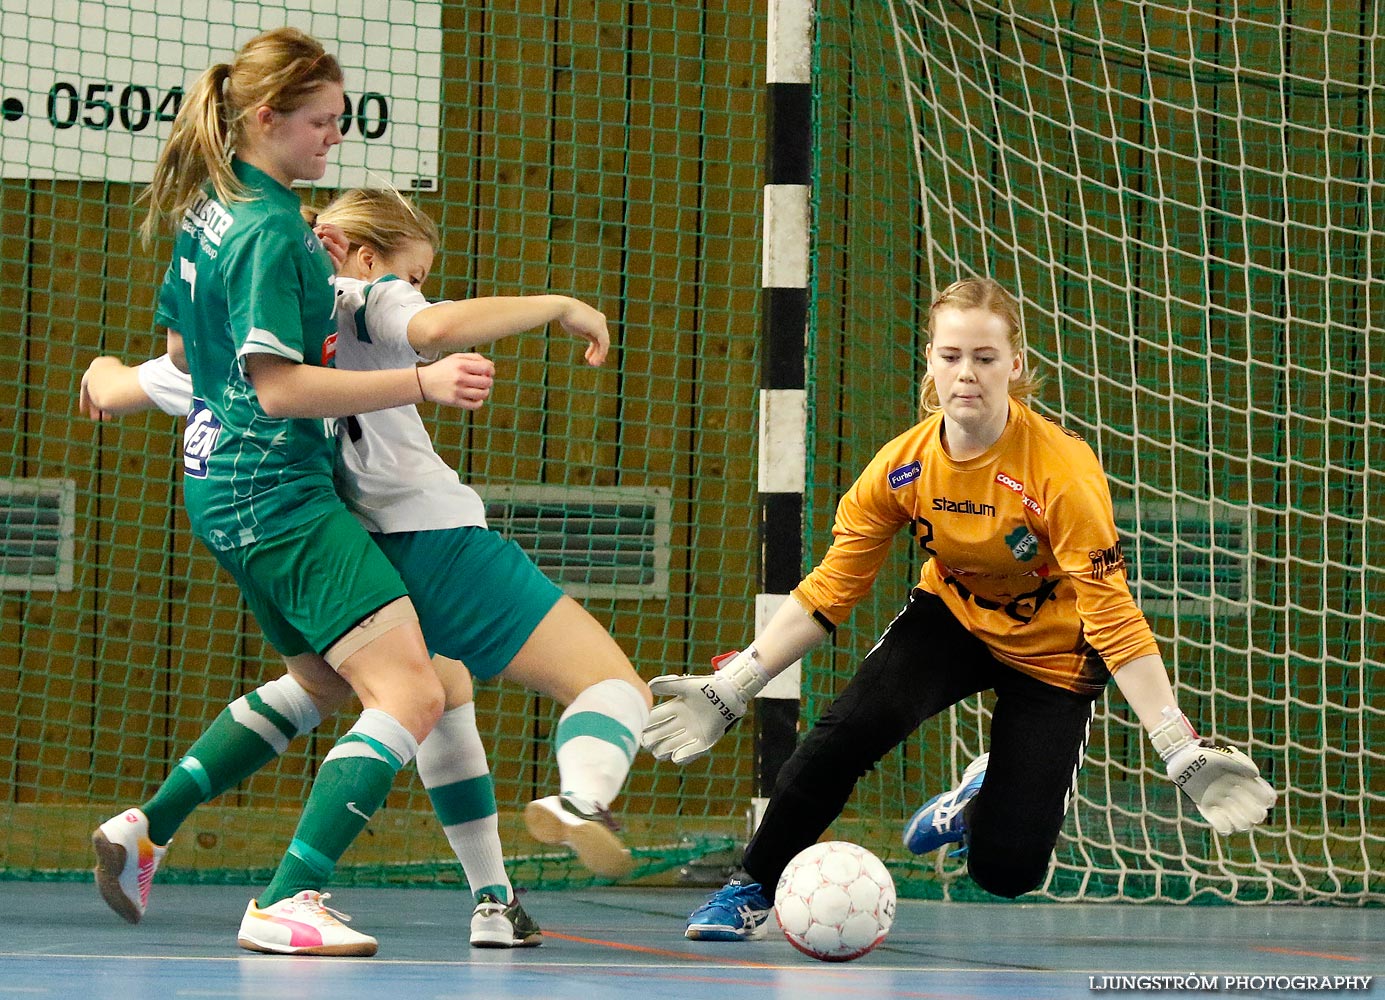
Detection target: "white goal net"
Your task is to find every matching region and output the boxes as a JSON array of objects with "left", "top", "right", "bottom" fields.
[{"left": 808, "top": 0, "right": 1382, "bottom": 904}]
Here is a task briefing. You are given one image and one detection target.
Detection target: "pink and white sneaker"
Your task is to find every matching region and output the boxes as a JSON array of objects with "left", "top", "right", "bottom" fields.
[
  {"left": 237, "top": 890, "right": 379, "bottom": 957},
  {"left": 92, "top": 808, "right": 168, "bottom": 924}
]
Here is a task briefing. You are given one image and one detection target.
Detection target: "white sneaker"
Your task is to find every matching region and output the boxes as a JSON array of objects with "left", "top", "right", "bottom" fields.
[
  {"left": 92, "top": 808, "right": 168, "bottom": 924},
  {"left": 470, "top": 892, "right": 543, "bottom": 948},
  {"left": 236, "top": 891, "right": 379, "bottom": 957},
  {"left": 524, "top": 794, "right": 634, "bottom": 877}
]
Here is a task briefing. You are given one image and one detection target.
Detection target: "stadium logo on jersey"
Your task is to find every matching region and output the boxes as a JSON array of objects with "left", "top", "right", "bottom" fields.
[
  {"left": 888, "top": 461, "right": 921, "bottom": 489},
  {"left": 1089, "top": 541, "right": 1126, "bottom": 579},
  {"left": 321, "top": 331, "right": 338, "bottom": 367},
  {"left": 995, "top": 471, "right": 1044, "bottom": 516},
  {"left": 183, "top": 400, "right": 221, "bottom": 479},
  {"left": 932, "top": 496, "right": 997, "bottom": 517},
  {"left": 1006, "top": 525, "right": 1040, "bottom": 562},
  {"left": 184, "top": 193, "right": 233, "bottom": 247}
]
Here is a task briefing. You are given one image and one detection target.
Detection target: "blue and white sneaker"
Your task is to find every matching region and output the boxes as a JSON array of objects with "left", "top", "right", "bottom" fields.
[
  {"left": 685, "top": 879, "right": 773, "bottom": 940},
  {"left": 904, "top": 752, "right": 990, "bottom": 855}
]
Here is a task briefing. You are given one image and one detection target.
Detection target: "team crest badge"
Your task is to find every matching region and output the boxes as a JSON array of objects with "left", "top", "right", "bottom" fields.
[{"left": 1006, "top": 525, "right": 1039, "bottom": 562}]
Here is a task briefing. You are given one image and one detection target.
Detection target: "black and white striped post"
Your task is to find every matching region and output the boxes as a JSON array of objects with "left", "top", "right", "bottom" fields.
[{"left": 752, "top": 0, "right": 813, "bottom": 830}]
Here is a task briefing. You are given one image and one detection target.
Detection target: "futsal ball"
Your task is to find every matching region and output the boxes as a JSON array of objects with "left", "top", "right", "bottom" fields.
[{"left": 773, "top": 840, "right": 896, "bottom": 962}]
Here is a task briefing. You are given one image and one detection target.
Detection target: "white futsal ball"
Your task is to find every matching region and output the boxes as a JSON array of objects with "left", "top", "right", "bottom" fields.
[{"left": 773, "top": 840, "right": 896, "bottom": 962}]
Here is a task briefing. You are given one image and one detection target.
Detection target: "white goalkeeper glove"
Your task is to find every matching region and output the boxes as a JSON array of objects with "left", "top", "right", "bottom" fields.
[
  {"left": 640, "top": 647, "right": 771, "bottom": 765},
  {"left": 1151, "top": 708, "right": 1277, "bottom": 835}
]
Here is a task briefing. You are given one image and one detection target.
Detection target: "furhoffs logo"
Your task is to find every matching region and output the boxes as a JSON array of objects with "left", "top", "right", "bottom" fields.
[{"left": 888, "top": 461, "right": 921, "bottom": 489}]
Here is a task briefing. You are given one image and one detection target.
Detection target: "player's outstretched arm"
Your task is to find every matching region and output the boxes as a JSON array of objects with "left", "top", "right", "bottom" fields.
[
  {"left": 246, "top": 351, "right": 495, "bottom": 418},
  {"left": 80, "top": 357, "right": 164, "bottom": 420},
  {"left": 1114, "top": 653, "right": 1277, "bottom": 834},
  {"left": 641, "top": 596, "right": 829, "bottom": 765},
  {"left": 408, "top": 295, "right": 610, "bottom": 367}
]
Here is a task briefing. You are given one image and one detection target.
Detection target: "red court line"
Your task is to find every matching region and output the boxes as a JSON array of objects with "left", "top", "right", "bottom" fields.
[
  {"left": 542, "top": 930, "right": 784, "bottom": 968},
  {"left": 1254, "top": 946, "right": 1365, "bottom": 962}
]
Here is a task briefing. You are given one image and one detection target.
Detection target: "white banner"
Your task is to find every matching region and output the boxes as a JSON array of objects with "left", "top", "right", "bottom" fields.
[{"left": 0, "top": 0, "right": 441, "bottom": 190}]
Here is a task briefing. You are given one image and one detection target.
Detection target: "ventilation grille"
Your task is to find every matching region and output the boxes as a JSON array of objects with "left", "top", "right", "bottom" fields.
[
  {"left": 1116, "top": 499, "right": 1249, "bottom": 617},
  {"left": 482, "top": 485, "right": 671, "bottom": 600},
  {"left": 1, "top": 478, "right": 75, "bottom": 592}
]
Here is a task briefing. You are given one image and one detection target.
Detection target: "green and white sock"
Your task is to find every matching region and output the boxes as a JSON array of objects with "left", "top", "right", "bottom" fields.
[
  {"left": 555, "top": 679, "right": 648, "bottom": 811},
  {"left": 258, "top": 707, "right": 417, "bottom": 907},
  {"left": 418, "top": 702, "right": 512, "bottom": 904},
  {"left": 141, "top": 674, "right": 321, "bottom": 845}
]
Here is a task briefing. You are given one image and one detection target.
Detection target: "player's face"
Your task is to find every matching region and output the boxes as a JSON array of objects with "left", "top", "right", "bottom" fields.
[
  {"left": 252, "top": 82, "right": 346, "bottom": 185},
  {"left": 370, "top": 240, "right": 435, "bottom": 289},
  {"left": 926, "top": 306, "right": 1021, "bottom": 433}
]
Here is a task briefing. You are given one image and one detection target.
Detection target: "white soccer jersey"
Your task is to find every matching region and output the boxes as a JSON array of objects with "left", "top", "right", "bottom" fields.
[
  {"left": 330, "top": 275, "right": 486, "bottom": 533},
  {"left": 137, "top": 274, "right": 487, "bottom": 535}
]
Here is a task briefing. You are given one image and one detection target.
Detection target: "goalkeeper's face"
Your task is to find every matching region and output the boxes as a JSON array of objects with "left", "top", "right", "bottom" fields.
[{"left": 926, "top": 306, "right": 1022, "bottom": 433}]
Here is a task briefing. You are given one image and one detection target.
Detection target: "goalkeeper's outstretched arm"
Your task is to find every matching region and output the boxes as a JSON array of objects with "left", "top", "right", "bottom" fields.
[
  {"left": 640, "top": 596, "right": 830, "bottom": 765},
  {"left": 1113, "top": 653, "right": 1277, "bottom": 834}
]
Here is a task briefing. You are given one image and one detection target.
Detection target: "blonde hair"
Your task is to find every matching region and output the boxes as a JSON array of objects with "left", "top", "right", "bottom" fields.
[
  {"left": 310, "top": 187, "right": 440, "bottom": 256},
  {"left": 918, "top": 276, "right": 1042, "bottom": 420},
  {"left": 140, "top": 27, "right": 342, "bottom": 245}
]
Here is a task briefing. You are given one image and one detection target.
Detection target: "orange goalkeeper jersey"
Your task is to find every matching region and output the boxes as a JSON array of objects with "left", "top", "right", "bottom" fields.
[{"left": 792, "top": 399, "right": 1159, "bottom": 695}]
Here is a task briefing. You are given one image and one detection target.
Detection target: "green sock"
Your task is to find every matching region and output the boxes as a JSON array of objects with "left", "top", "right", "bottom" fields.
[
  {"left": 258, "top": 710, "right": 415, "bottom": 907},
  {"left": 142, "top": 683, "right": 308, "bottom": 845}
]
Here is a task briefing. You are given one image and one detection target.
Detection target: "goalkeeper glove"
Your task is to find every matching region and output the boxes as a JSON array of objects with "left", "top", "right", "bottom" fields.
[
  {"left": 1151, "top": 707, "right": 1277, "bottom": 835},
  {"left": 640, "top": 647, "right": 770, "bottom": 764}
]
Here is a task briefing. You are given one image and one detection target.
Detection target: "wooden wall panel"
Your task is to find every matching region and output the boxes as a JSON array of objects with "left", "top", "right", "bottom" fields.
[{"left": 15, "top": 184, "right": 99, "bottom": 809}]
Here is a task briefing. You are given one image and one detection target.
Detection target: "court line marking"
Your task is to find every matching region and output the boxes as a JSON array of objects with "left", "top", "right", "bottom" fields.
[
  {"left": 1253, "top": 946, "right": 1367, "bottom": 962},
  {"left": 541, "top": 930, "right": 782, "bottom": 967},
  {"left": 1, "top": 953, "right": 1339, "bottom": 979}
]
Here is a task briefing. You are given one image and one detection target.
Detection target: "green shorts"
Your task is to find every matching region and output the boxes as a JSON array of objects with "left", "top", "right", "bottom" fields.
[
  {"left": 370, "top": 526, "right": 563, "bottom": 680},
  {"left": 205, "top": 506, "right": 408, "bottom": 657}
]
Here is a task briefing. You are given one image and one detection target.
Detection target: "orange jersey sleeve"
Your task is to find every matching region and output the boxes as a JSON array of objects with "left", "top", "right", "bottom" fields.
[{"left": 792, "top": 400, "right": 1160, "bottom": 695}]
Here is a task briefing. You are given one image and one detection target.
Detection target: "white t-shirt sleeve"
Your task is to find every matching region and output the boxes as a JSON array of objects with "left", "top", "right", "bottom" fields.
[
  {"left": 136, "top": 354, "right": 194, "bottom": 417},
  {"left": 362, "top": 278, "right": 444, "bottom": 362}
]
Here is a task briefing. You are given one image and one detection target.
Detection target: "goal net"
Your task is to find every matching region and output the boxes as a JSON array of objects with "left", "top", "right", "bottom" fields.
[{"left": 810, "top": 0, "right": 1382, "bottom": 903}]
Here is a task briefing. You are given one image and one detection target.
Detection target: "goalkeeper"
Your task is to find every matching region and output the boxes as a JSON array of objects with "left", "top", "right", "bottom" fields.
[{"left": 643, "top": 277, "right": 1276, "bottom": 941}]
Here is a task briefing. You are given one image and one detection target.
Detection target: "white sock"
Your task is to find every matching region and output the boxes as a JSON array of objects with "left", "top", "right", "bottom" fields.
[
  {"left": 555, "top": 679, "right": 649, "bottom": 811},
  {"left": 416, "top": 703, "right": 512, "bottom": 903}
]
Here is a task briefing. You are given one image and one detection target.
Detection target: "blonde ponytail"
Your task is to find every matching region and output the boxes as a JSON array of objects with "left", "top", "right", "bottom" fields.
[{"left": 139, "top": 27, "right": 342, "bottom": 245}]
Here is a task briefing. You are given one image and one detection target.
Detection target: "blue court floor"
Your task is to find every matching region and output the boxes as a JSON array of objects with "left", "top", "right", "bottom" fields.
[{"left": 0, "top": 882, "right": 1378, "bottom": 999}]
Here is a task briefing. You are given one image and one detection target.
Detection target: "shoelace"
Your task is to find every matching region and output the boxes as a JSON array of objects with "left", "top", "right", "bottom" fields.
[
  {"left": 929, "top": 791, "right": 970, "bottom": 832},
  {"left": 560, "top": 795, "right": 622, "bottom": 832},
  {"left": 703, "top": 881, "right": 768, "bottom": 913},
  {"left": 299, "top": 892, "right": 353, "bottom": 924}
]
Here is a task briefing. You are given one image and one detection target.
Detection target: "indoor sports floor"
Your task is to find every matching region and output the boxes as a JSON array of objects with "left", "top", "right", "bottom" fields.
[{"left": 1, "top": 881, "right": 1378, "bottom": 999}]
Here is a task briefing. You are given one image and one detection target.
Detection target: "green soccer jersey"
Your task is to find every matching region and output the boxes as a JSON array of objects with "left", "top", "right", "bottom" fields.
[{"left": 155, "top": 159, "right": 339, "bottom": 550}]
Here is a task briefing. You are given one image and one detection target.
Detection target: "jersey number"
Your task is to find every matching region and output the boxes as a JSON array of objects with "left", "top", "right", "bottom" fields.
[
  {"left": 179, "top": 256, "right": 196, "bottom": 302},
  {"left": 911, "top": 516, "right": 937, "bottom": 558}
]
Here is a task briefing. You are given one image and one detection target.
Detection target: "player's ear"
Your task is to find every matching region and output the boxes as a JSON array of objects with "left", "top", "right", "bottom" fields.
[{"left": 1009, "top": 352, "right": 1022, "bottom": 382}]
